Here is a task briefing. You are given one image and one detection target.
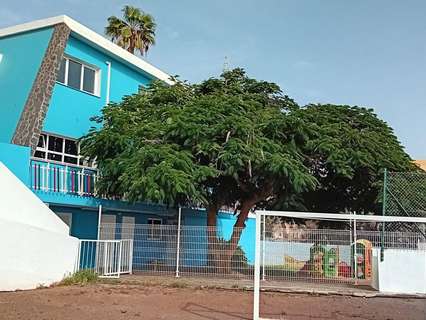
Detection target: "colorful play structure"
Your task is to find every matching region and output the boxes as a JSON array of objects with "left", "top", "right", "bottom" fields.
[
  {"left": 309, "top": 244, "right": 341, "bottom": 278},
  {"left": 352, "top": 239, "right": 373, "bottom": 280},
  {"left": 283, "top": 239, "right": 373, "bottom": 281}
]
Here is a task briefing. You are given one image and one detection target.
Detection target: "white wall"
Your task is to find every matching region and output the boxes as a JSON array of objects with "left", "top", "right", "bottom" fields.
[
  {"left": 0, "top": 162, "right": 69, "bottom": 234},
  {"left": 375, "top": 248, "right": 426, "bottom": 294},
  {"left": 0, "top": 218, "right": 79, "bottom": 290},
  {"left": 0, "top": 162, "right": 79, "bottom": 291}
]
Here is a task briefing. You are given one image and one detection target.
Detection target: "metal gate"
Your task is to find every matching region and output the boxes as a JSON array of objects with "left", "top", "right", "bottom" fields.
[{"left": 77, "top": 239, "right": 133, "bottom": 278}]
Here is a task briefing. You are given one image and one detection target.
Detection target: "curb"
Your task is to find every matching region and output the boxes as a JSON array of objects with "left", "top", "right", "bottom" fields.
[{"left": 241, "top": 286, "right": 426, "bottom": 299}]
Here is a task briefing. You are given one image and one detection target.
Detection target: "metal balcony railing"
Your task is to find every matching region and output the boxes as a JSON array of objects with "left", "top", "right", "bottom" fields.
[{"left": 30, "top": 159, "right": 98, "bottom": 197}]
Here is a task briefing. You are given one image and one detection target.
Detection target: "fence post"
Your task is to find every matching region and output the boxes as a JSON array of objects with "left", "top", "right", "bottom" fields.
[
  {"left": 103, "top": 242, "right": 108, "bottom": 276},
  {"left": 353, "top": 217, "right": 358, "bottom": 285},
  {"left": 118, "top": 240, "right": 123, "bottom": 277},
  {"left": 97, "top": 205, "right": 103, "bottom": 240},
  {"left": 381, "top": 168, "right": 387, "bottom": 262},
  {"left": 129, "top": 240, "right": 134, "bottom": 275},
  {"left": 253, "top": 211, "right": 261, "bottom": 320},
  {"left": 175, "top": 207, "right": 182, "bottom": 278},
  {"left": 262, "top": 214, "right": 266, "bottom": 281}
]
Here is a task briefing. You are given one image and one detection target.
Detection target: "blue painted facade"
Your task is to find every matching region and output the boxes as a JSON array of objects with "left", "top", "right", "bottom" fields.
[
  {"left": 44, "top": 35, "right": 152, "bottom": 139},
  {"left": 0, "top": 18, "right": 255, "bottom": 269},
  {"left": 0, "top": 143, "right": 31, "bottom": 184},
  {"left": 0, "top": 27, "right": 53, "bottom": 142}
]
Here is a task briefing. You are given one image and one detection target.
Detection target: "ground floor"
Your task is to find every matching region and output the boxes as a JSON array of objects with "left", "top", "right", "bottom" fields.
[
  {"left": 48, "top": 203, "right": 255, "bottom": 241},
  {"left": 1, "top": 280, "right": 424, "bottom": 320},
  {"left": 55, "top": 203, "right": 426, "bottom": 293},
  {"left": 49, "top": 202, "right": 257, "bottom": 273}
]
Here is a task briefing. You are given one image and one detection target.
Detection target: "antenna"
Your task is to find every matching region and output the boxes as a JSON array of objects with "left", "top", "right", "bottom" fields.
[{"left": 223, "top": 56, "right": 230, "bottom": 72}]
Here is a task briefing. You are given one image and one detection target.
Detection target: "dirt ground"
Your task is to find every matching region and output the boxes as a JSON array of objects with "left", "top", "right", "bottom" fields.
[{"left": 0, "top": 283, "right": 425, "bottom": 320}]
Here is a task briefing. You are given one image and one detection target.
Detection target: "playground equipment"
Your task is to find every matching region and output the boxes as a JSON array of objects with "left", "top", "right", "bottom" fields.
[
  {"left": 324, "top": 247, "right": 339, "bottom": 278},
  {"left": 309, "top": 244, "right": 340, "bottom": 278},
  {"left": 352, "top": 239, "right": 372, "bottom": 280}
]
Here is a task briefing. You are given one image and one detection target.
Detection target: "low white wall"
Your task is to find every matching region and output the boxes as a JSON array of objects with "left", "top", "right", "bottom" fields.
[
  {"left": 0, "top": 162, "right": 79, "bottom": 291},
  {"left": 375, "top": 248, "right": 426, "bottom": 294},
  {"left": 0, "top": 218, "right": 79, "bottom": 290}
]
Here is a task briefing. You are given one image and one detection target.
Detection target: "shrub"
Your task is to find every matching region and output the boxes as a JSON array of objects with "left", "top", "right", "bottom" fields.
[{"left": 59, "top": 270, "right": 98, "bottom": 286}]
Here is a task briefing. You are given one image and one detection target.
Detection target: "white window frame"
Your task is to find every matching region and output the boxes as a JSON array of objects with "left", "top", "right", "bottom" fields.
[
  {"left": 34, "top": 132, "right": 95, "bottom": 168},
  {"left": 57, "top": 55, "right": 101, "bottom": 96},
  {"left": 147, "top": 218, "right": 162, "bottom": 240}
]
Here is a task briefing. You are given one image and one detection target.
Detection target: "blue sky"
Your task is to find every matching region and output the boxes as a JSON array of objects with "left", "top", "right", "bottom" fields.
[{"left": 1, "top": 1, "right": 425, "bottom": 158}]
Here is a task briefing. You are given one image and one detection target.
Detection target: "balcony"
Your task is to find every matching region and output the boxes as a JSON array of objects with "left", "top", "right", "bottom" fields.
[{"left": 30, "top": 159, "right": 98, "bottom": 197}]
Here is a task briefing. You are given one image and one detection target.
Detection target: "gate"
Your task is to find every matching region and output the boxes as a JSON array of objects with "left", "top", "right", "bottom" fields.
[{"left": 77, "top": 239, "right": 133, "bottom": 278}]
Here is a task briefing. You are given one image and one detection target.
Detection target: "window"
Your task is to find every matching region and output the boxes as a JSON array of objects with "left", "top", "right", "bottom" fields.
[
  {"left": 57, "top": 59, "right": 66, "bottom": 83},
  {"left": 57, "top": 56, "right": 100, "bottom": 95},
  {"left": 34, "top": 133, "right": 94, "bottom": 167},
  {"left": 67, "top": 59, "right": 82, "bottom": 90},
  {"left": 147, "top": 218, "right": 162, "bottom": 240},
  {"left": 83, "top": 66, "right": 95, "bottom": 93}
]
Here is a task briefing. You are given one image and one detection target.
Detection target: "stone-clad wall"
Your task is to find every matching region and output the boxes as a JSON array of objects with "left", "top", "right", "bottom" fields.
[{"left": 12, "top": 23, "right": 71, "bottom": 153}]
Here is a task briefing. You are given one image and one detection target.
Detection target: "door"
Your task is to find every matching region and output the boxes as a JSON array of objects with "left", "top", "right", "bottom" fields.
[
  {"left": 99, "top": 214, "right": 116, "bottom": 240},
  {"left": 121, "top": 216, "right": 135, "bottom": 240}
]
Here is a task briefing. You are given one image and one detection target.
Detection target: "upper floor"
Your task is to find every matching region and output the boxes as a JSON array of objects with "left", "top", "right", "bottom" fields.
[
  {"left": 0, "top": 16, "right": 172, "bottom": 207},
  {"left": 0, "top": 15, "right": 172, "bottom": 143}
]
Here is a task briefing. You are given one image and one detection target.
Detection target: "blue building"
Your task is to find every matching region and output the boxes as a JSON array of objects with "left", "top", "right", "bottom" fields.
[{"left": 0, "top": 16, "right": 256, "bottom": 267}]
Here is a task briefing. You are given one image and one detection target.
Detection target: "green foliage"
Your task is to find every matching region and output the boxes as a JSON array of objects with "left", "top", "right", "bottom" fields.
[
  {"left": 105, "top": 5, "right": 156, "bottom": 55},
  {"left": 294, "top": 104, "right": 414, "bottom": 214},
  {"left": 81, "top": 69, "right": 316, "bottom": 214},
  {"left": 81, "top": 68, "right": 414, "bottom": 226},
  {"left": 59, "top": 270, "right": 98, "bottom": 286}
]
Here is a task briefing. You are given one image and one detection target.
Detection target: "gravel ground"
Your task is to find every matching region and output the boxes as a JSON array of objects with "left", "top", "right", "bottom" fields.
[{"left": 0, "top": 283, "right": 425, "bottom": 320}]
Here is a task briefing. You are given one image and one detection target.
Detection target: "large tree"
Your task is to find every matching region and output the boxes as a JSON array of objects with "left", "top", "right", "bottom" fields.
[
  {"left": 292, "top": 104, "right": 414, "bottom": 215},
  {"left": 81, "top": 69, "right": 414, "bottom": 268},
  {"left": 105, "top": 5, "right": 156, "bottom": 56},
  {"left": 81, "top": 69, "right": 316, "bottom": 268}
]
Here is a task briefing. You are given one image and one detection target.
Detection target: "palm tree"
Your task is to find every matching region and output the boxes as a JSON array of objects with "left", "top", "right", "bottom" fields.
[{"left": 105, "top": 5, "right": 156, "bottom": 56}]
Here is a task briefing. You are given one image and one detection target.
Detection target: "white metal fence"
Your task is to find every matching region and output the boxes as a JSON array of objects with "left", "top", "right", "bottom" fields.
[
  {"left": 253, "top": 210, "right": 426, "bottom": 320},
  {"left": 100, "top": 223, "right": 252, "bottom": 278},
  {"left": 76, "top": 239, "right": 133, "bottom": 278},
  {"left": 261, "top": 228, "right": 425, "bottom": 284},
  {"left": 98, "top": 222, "right": 425, "bottom": 283}
]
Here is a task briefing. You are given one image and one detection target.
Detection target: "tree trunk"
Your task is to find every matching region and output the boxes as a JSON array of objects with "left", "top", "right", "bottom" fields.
[
  {"left": 207, "top": 199, "right": 257, "bottom": 274},
  {"left": 206, "top": 182, "right": 272, "bottom": 274},
  {"left": 127, "top": 37, "right": 135, "bottom": 54},
  {"left": 207, "top": 202, "right": 219, "bottom": 268},
  {"left": 220, "top": 199, "right": 255, "bottom": 272},
  {"left": 127, "top": 45, "right": 135, "bottom": 54}
]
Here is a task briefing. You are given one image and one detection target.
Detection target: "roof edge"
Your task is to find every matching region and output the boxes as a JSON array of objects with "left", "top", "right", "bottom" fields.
[{"left": 0, "top": 15, "right": 173, "bottom": 84}]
